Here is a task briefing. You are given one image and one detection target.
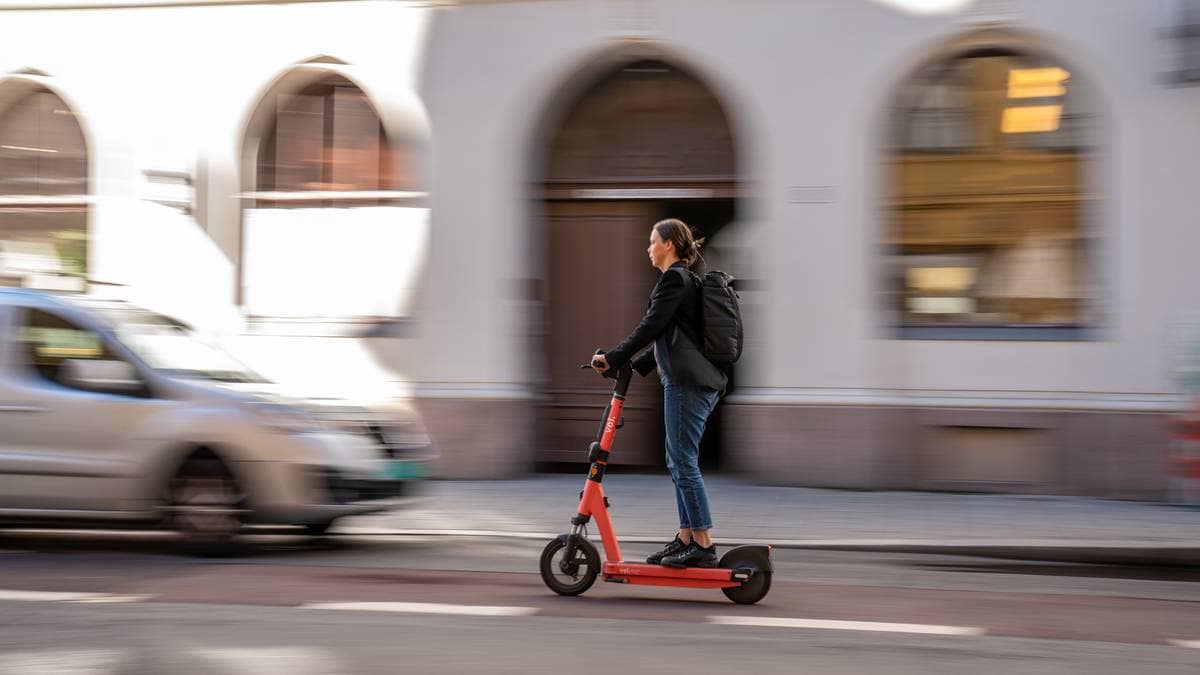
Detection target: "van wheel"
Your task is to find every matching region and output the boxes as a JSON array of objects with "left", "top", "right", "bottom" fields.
[{"left": 166, "top": 456, "right": 246, "bottom": 556}]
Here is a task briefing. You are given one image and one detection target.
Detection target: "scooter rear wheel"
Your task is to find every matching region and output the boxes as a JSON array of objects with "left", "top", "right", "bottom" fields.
[
  {"left": 718, "top": 545, "right": 773, "bottom": 604},
  {"left": 722, "top": 565, "right": 771, "bottom": 605},
  {"left": 540, "top": 535, "right": 600, "bottom": 596}
]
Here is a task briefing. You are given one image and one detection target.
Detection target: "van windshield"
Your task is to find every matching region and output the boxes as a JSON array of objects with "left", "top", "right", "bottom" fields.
[{"left": 101, "top": 308, "right": 266, "bottom": 384}]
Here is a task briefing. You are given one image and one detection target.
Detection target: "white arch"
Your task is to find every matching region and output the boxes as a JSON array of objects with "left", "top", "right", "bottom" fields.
[
  {"left": 522, "top": 40, "right": 765, "bottom": 196},
  {"left": 520, "top": 39, "right": 771, "bottom": 284},
  {"left": 874, "top": 26, "right": 1112, "bottom": 140},
  {"left": 237, "top": 57, "right": 432, "bottom": 196}
]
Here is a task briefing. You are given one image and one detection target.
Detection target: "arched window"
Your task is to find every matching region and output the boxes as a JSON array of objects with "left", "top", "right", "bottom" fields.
[
  {"left": 885, "top": 44, "right": 1098, "bottom": 336},
  {"left": 253, "top": 76, "right": 417, "bottom": 204},
  {"left": 241, "top": 72, "right": 429, "bottom": 320},
  {"left": 0, "top": 88, "right": 87, "bottom": 196},
  {"left": 0, "top": 87, "right": 88, "bottom": 290}
]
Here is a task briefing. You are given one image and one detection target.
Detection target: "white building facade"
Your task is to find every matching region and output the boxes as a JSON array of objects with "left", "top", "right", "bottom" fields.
[{"left": 2, "top": 0, "right": 1197, "bottom": 498}]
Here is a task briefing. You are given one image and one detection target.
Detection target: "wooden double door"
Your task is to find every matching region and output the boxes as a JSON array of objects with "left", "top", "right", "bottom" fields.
[
  {"left": 540, "top": 199, "right": 664, "bottom": 465},
  {"left": 538, "top": 198, "right": 734, "bottom": 467}
]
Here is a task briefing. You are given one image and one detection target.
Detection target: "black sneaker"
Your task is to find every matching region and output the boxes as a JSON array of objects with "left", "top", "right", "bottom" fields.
[
  {"left": 645, "top": 535, "right": 687, "bottom": 564},
  {"left": 661, "top": 542, "right": 718, "bottom": 568}
]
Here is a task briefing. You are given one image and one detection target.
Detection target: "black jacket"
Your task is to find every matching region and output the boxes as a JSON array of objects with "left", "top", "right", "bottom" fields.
[{"left": 604, "top": 261, "right": 727, "bottom": 391}]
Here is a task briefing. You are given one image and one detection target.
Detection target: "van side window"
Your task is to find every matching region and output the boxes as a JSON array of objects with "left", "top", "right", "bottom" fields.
[{"left": 17, "top": 308, "right": 121, "bottom": 388}]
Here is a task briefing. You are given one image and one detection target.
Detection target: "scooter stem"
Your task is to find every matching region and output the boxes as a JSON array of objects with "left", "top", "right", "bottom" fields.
[{"left": 574, "top": 363, "right": 634, "bottom": 562}]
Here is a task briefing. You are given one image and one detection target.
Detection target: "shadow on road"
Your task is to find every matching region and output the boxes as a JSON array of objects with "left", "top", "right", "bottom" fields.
[
  {"left": 912, "top": 560, "right": 1200, "bottom": 582},
  {"left": 0, "top": 527, "right": 436, "bottom": 559}
]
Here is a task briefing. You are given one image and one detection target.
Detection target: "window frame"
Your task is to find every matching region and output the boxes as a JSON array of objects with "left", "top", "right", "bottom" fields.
[
  {"left": 884, "top": 44, "right": 1099, "bottom": 341},
  {"left": 15, "top": 306, "right": 152, "bottom": 398}
]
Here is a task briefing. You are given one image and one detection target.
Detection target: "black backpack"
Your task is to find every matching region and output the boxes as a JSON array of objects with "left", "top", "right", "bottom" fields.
[{"left": 677, "top": 268, "right": 744, "bottom": 366}]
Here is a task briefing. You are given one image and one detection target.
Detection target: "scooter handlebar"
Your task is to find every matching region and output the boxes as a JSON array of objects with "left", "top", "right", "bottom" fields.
[
  {"left": 580, "top": 349, "right": 607, "bottom": 371},
  {"left": 580, "top": 362, "right": 617, "bottom": 379},
  {"left": 580, "top": 350, "right": 627, "bottom": 382}
]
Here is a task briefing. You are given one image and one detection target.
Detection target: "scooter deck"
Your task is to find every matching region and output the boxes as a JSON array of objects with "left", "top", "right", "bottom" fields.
[{"left": 601, "top": 561, "right": 743, "bottom": 589}]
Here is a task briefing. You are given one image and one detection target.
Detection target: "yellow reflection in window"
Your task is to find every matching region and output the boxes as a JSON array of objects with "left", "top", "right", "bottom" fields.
[
  {"left": 24, "top": 327, "right": 102, "bottom": 359},
  {"left": 1001, "top": 105, "right": 1062, "bottom": 133},
  {"left": 907, "top": 266, "right": 976, "bottom": 292},
  {"left": 1007, "top": 67, "right": 1069, "bottom": 99}
]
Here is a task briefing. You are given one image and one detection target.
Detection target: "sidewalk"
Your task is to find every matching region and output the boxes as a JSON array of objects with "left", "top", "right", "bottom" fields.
[{"left": 349, "top": 474, "right": 1200, "bottom": 565}]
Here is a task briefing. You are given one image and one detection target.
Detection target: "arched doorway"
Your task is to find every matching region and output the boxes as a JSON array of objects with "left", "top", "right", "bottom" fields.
[
  {"left": 537, "top": 59, "right": 740, "bottom": 468},
  {"left": 0, "top": 85, "right": 88, "bottom": 291}
]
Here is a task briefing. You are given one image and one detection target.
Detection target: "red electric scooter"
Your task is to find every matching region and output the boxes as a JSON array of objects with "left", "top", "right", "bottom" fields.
[{"left": 539, "top": 356, "right": 772, "bottom": 604}]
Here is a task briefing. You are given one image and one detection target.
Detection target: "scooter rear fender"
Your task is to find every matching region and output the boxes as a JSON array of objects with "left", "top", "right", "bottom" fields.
[{"left": 718, "top": 545, "right": 774, "bottom": 573}]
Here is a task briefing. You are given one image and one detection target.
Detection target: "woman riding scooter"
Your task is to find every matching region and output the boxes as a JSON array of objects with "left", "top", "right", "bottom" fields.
[{"left": 590, "top": 218, "right": 727, "bottom": 568}]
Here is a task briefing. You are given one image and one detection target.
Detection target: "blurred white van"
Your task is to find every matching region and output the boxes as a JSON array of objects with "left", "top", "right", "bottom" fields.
[{"left": 0, "top": 288, "right": 434, "bottom": 552}]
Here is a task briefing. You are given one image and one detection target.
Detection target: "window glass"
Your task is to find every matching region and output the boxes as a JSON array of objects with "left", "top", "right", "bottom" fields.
[
  {"left": 101, "top": 306, "right": 264, "bottom": 384},
  {"left": 0, "top": 89, "right": 88, "bottom": 290},
  {"left": 0, "top": 89, "right": 87, "bottom": 196},
  {"left": 886, "top": 49, "right": 1097, "bottom": 331},
  {"left": 17, "top": 308, "right": 123, "bottom": 388},
  {"left": 255, "top": 77, "right": 416, "bottom": 196}
]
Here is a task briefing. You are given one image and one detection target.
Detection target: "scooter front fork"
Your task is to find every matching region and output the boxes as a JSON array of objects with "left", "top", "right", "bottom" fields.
[{"left": 558, "top": 523, "right": 588, "bottom": 575}]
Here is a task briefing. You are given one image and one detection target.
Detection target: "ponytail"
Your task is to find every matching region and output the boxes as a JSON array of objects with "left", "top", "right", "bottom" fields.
[{"left": 653, "top": 218, "right": 705, "bottom": 268}]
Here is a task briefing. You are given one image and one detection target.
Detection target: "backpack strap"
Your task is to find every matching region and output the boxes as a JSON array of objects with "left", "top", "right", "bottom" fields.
[
  {"left": 670, "top": 266, "right": 702, "bottom": 287},
  {"left": 669, "top": 266, "right": 703, "bottom": 345}
]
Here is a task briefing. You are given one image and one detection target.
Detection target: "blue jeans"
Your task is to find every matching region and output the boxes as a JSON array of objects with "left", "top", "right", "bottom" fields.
[{"left": 662, "top": 382, "right": 720, "bottom": 532}]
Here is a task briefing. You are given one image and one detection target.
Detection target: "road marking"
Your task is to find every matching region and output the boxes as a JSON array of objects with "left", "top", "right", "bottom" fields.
[
  {"left": 71, "top": 594, "right": 152, "bottom": 604},
  {"left": 0, "top": 589, "right": 150, "bottom": 604},
  {"left": 0, "top": 649, "right": 123, "bottom": 675},
  {"left": 301, "top": 601, "right": 538, "bottom": 617},
  {"left": 1168, "top": 639, "right": 1200, "bottom": 648},
  {"left": 0, "top": 590, "right": 109, "bottom": 602},
  {"left": 709, "top": 616, "right": 985, "bottom": 636},
  {"left": 192, "top": 647, "right": 345, "bottom": 675}
]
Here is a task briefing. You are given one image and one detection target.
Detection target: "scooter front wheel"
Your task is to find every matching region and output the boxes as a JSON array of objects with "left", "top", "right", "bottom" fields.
[{"left": 539, "top": 535, "right": 600, "bottom": 596}]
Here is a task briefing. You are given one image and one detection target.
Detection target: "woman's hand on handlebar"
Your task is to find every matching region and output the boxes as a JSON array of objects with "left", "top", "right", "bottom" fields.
[{"left": 590, "top": 353, "right": 610, "bottom": 374}]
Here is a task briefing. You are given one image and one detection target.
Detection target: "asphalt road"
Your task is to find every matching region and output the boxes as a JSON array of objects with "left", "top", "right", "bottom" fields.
[{"left": 0, "top": 530, "right": 1198, "bottom": 674}]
